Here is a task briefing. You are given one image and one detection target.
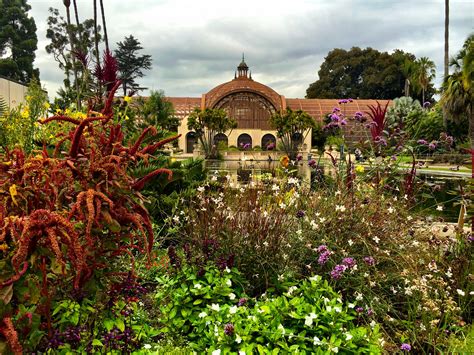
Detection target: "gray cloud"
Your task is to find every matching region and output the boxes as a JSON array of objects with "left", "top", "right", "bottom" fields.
[{"left": 28, "top": 0, "right": 473, "bottom": 99}]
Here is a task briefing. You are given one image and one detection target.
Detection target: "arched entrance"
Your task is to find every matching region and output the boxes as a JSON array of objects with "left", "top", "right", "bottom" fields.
[
  {"left": 186, "top": 131, "right": 197, "bottom": 153},
  {"left": 214, "top": 133, "right": 228, "bottom": 148},
  {"left": 292, "top": 132, "right": 303, "bottom": 148},
  {"left": 261, "top": 134, "right": 276, "bottom": 150},
  {"left": 237, "top": 133, "right": 252, "bottom": 149}
]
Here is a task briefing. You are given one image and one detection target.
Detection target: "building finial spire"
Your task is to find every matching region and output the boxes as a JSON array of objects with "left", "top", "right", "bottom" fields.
[{"left": 237, "top": 53, "right": 249, "bottom": 78}]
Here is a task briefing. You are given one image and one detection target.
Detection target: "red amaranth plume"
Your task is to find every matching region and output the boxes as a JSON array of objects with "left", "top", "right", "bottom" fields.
[
  {"left": 102, "top": 49, "right": 118, "bottom": 91},
  {"left": 140, "top": 134, "right": 181, "bottom": 155},
  {"left": 132, "top": 168, "right": 173, "bottom": 191},
  {"left": 0, "top": 317, "right": 23, "bottom": 354}
]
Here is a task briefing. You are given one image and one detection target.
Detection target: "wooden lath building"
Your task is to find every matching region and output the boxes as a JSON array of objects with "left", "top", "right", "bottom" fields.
[{"left": 166, "top": 58, "right": 390, "bottom": 153}]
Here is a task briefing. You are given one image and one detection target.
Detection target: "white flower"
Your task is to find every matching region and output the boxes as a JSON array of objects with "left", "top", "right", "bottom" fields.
[
  {"left": 348, "top": 303, "right": 355, "bottom": 308},
  {"left": 370, "top": 320, "right": 376, "bottom": 328},
  {"left": 387, "top": 207, "right": 394, "bottom": 214},
  {"left": 271, "top": 184, "right": 280, "bottom": 191},
  {"left": 172, "top": 215, "right": 180, "bottom": 223},
  {"left": 229, "top": 305, "right": 238, "bottom": 314},
  {"left": 194, "top": 283, "right": 202, "bottom": 289},
  {"left": 445, "top": 268, "right": 453, "bottom": 278},
  {"left": 436, "top": 205, "right": 443, "bottom": 211},
  {"left": 331, "top": 346, "right": 339, "bottom": 353},
  {"left": 212, "top": 350, "right": 221, "bottom": 355},
  {"left": 348, "top": 239, "right": 354, "bottom": 246},
  {"left": 305, "top": 312, "right": 317, "bottom": 326},
  {"left": 197, "top": 186, "right": 205, "bottom": 193},
  {"left": 345, "top": 333, "right": 353, "bottom": 341},
  {"left": 335, "top": 205, "right": 346, "bottom": 212},
  {"left": 229, "top": 293, "right": 236, "bottom": 300},
  {"left": 407, "top": 215, "right": 413, "bottom": 221},
  {"left": 198, "top": 311, "right": 207, "bottom": 318},
  {"left": 235, "top": 334, "right": 242, "bottom": 344},
  {"left": 226, "top": 279, "right": 232, "bottom": 287},
  {"left": 335, "top": 190, "right": 341, "bottom": 195},
  {"left": 373, "top": 236, "right": 380, "bottom": 244},
  {"left": 278, "top": 324, "right": 286, "bottom": 334},
  {"left": 309, "top": 275, "right": 321, "bottom": 282},
  {"left": 313, "top": 336, "right": 323, "bottom": 345},
  {"left": 279, "top": 202, "right": 287, "bottom": 209},
  {"left": 211, "top": 303, "right": 220, "bottom": 311},
  {"left": 457, "top": 289, "right": 465, "bottom": 296},
  {"left": 287, "top": 286, "right": 298, "bottom": 295},
  {"left": 143, "top": 344, "right": 152, "bottom": 349},
  {"left": 334, "top": 306, "right": 342, "bottom": 313},
  {"left": 355, "top": 292, "right": 363, "bottom": 301},
  {"left": 211, "top": 175, "right": 218, "bottom": 181},
  {"left": 238, "top": 351, "right": 245, "bottom": 355},
  {"left": 296, "top": 229, "right": 302, "bottom": 236}
]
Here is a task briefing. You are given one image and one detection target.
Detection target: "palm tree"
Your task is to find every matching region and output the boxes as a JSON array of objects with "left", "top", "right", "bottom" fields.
[
  {"left": 63, "top": 0, "right": 80, "bottom": 109},
  {"left": 443, "top": 0, "right": 449, "bottom": 128},
  {"left": 441, "top": 34, "right": 473, "bottom": 176},
  {"left": 415, "top": 57, "right": 436, "bottom": 104}
]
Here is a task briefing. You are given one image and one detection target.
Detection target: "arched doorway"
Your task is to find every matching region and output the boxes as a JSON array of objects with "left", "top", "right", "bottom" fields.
[
  {"left": 292, "top": 132, "right": 303, "bottom": 148},
  {"left": 186, "top": 131, "right": 197, "bottom": 153},
  {"left": 237, "top": 133, "right": 252, "bottom": 149},
  {"left": 261, "top": 134, "right": 276, "bottom": 150},
  {"left": 214, "top": 133, "right": 228, "bottom": 148}
]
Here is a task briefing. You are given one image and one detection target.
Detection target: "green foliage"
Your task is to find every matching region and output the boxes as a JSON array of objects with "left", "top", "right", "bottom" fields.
[
  {"left": 136, "top": 90, "right": 179, "bottom": 132},
  {"left": 157, "top": 265, "right": 381, "bottom": 353},
  {"left": 405, "top": 105, "right": 444, "bottom": 142},
  {"left": 306, "top": 47, "right": 435, "bottom": 101},
  {"left": 0, "top": 0, "right": 39, "bottom": 83},
  {"left": 270, "top": 108, "right": 315, "bottom": 160},
  {"left": 187, "top": 108, "right": 237, "bottom": 159},
  {"left": 311, "top": 122, "right": 327, "bottom": 151},
  {"left": 414, "top": 56, "right": 436, "bottom": 104},
  {"left": 0, "top": 79, "right": 50, "bottom": 152},
  {"left": 115, "top": 35, "right": 152, "bottom": 96}
]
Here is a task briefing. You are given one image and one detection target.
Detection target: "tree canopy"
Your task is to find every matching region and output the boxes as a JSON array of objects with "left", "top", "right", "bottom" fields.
[
  {"left": 306, "top": 47, "right": 435, "bottom": 101},
  {"left": 0, "top": 0, "right": 39, "bottom": 83},
  {"left": 114, "top": 35, "right": 152, "bottom": 96}
]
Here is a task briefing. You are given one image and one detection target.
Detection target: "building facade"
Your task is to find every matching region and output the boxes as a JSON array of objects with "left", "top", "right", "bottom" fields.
[
  {"left": 166, "top": 59, "right": 389, "bottom": 154},
  {"left": 0, "top": 75, "right": 28, "bottom": 110}
]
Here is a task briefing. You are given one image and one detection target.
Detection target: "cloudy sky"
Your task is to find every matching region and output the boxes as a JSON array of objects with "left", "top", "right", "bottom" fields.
[{"left": 29, "top": 0, "right": 472, "bottom": 99}]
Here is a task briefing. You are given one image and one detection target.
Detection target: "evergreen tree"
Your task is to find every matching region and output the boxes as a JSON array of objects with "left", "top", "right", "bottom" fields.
[
  {"left": 0, "top": 0, "right": 39, "bottom": 83},
  {"left": 115, "top": 35, "right": 152, "bottom": 96}
]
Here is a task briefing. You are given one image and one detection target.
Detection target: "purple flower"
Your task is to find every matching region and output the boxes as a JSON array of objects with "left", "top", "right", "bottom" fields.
[
  {"left": 374, "top": 136, "right": 387, "bottom": 146},
  {"left": 417, "top": 139, "right": 428, "bottom": 145},
  {"left": 296, "top": 154, "right": 303, "bottom": 161},
  {"left": 317, "top": 245, "right": 328, "bottom": 253},
  {"left": 340, "top": 119, "right": 347, "bottom": 126},
  {"left": 400, "top": 343, "right": 411, "bottom": 352},
  {"left": 308, "top": 159, "right": 317, "bottom": 168},
  {"left": 363, "top": 256, "right": 375, "bottom": 266},
  {"left": 338, "top": 99, "right": 348, "bottom": 104},
  {"left": 333, "top": 107, "right": 341, "bottom": 112},
  {"left": 366, "top": 308, "right": 374, "bottom": 316},
  {"left": 342, "top": 257, "right": 356, "bottom": 268},
  {"left": 330, "top": 113, "right": 340, "bottom": 122},
  {"left": 423, "top": 101, "right": 431, "bottom": 108},
  {"left": 318, "top": 251, "right": 331, "bottom": 265},
  {"left": 355, "top": 307, "right": 364, "bottom": 313},
  {"left": 428, "top": 142, "right": 437, "bottom": 150},
  {"left": 238, "top": 298, "right": 247, "bottom": 306},
  {"left": 330, "top": 264, "right": 347, "bottom": 279},
  {"left": 224, "top": 323, "right": 235, "bottom": 336},
  {"left": 467, "top": 235, "right": 474, "bottom": 243},
  {"left": 266, "top": 142, "right": 276, "bottom": 150},
  {"left": 348, "top": 98, "right": 353, "bottom": 102},
  {"left": 296, "top": 210, "right": 305, "bottom": 218}
]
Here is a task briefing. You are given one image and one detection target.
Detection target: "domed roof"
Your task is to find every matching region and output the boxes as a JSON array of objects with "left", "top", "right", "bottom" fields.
[
  {"left": 205, "top": 76, "right": 283, "bottom": 110},
  {"left": 205, "top": 57, "right": 283, "bottom": 110}
]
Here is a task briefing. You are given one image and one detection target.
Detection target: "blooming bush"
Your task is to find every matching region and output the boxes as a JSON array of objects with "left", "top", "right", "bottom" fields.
[{"left": 155, "top": 264, "right": 380, "bottom": 353}]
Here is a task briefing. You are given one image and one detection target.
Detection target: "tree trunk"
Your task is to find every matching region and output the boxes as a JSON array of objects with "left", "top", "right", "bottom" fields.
[
  {"left": 93, "top": 0, "right": 101, "bottom": 94},
  {"left": 443, "top": 0, "right": 449, "bottom": 128},
  {"left": 64, "top": 0, "right": 81, "bottom": 109},
  {"left": 99, "top": 0, "right": 109, "bottom": 52}
]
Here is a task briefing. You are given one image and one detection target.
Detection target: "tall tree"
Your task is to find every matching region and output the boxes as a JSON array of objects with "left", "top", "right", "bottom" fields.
[
  {"left": 114, "top": 35, "right": 152, "bottom": 95},
  {"left": 0, "top": 0, "right": 39, "bottom": 83},
  {"left": 46, "top": 7, "right": 101, "bottom": 103},
  {"left": 306, "top": 47, "right": 434, "bottom": 100},
  {"left": 415, "top": 56, "right": 436, "bottom": 104},
  {"left": 443, "top": 0, "right": 449, "bottom": 128},
  {"left": 62, "top": 0, "right": 80, "bottom": 108},
  {"left": 99, "top": 0, "right": 109, "bottom": 52}
]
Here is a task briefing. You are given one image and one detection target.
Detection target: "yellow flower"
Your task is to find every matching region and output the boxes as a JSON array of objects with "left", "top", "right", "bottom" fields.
[
  {"left": 0, "top": 243, "right": 8, "bottom": 252},
  {"left": 43, "top": 102, "right": 50, "bottom": 110},
  {"left": 124, "top": 96, "right": 132, "bottom": 103},
  {"left": 355, "top": 165, "right": 365, "bottom": 173},
  {"left": 280, "top": 155, "right": 289, "bottom": 168},
  {"left": 9, "top": 184, "right": 18, "bottom": 206},
  {"left": 21, "top": 108, "right": 30, "bottom": 119}
]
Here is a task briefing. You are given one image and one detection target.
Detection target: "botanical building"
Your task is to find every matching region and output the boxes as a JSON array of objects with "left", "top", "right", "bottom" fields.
[{"left": 166, "top": 58, "right": 388, "bottom": 153}]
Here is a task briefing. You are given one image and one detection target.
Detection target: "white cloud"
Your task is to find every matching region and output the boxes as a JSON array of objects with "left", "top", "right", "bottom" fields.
[{"left": 28, "top": 0, "right": 473, "bottom": 99}]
